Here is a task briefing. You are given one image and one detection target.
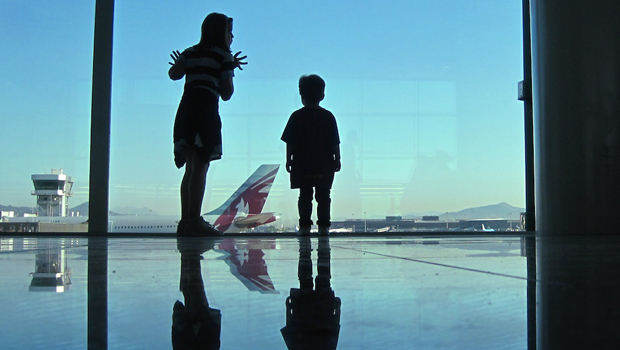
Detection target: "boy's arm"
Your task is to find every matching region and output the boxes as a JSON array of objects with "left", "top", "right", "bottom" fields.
[
  {"left": 286, "top": 143, "right": 294, "bottom": 173},
  {"left": 333, "top": 144, "right": 341, "bottom": 172}
]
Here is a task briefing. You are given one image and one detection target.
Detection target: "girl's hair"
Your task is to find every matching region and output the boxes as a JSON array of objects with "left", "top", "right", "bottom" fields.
[{"left": 198, "top": 12, "right": 231, "bottom": 51}]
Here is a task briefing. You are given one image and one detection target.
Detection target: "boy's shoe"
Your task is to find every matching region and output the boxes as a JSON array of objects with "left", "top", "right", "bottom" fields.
[
  {"left": 183, "top": 217, "right": 223, "bottom": 236},
  {"left": 318, "top": 226, "right": 330, "bottom": 236},
  {"left": 297, "top": 226, "right": 311, "bottom": 236}
]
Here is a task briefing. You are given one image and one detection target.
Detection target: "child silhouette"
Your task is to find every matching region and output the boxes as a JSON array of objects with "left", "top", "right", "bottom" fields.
[
  {"left": 169, "top": 13, "right": 247, "bottom": 236},
  {"left": 281, "top": 75, "right": 341, "bottom": 235}
]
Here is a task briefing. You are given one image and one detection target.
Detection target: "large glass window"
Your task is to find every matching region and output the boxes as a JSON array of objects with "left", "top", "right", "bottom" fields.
[
  {"left": 0, "top": 2, "right": 94, "bottom": 225},
  {"left": 110, "top": 1, "right": 524, "bottom": 233}
]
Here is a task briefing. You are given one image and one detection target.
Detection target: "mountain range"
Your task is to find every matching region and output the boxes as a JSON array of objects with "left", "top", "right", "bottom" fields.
[
  {"left": 0, "top": 202, "right": 154, "bottom": 217},
  {"left": 438, "top": 202, "right": 524, "bottom": 221}
]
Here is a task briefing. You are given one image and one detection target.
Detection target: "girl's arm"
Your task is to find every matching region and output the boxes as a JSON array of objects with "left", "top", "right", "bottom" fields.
[
  {"left": 219, "top": 52, "right": 246, "bottom": 100},
  {"left": 168, "top": 50, "right": 185, "bottom": 81},
  {"left": 220, "top": 77, "right": 234, "bottom": 101}
]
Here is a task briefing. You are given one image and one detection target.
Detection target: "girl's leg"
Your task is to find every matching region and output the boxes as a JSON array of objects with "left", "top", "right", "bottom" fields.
[
  {"left": 181, "top": 149, "right": 221, "bottom": 235},
  {"left": 180, "top": 156, "right": 192, "bottom": 222},
  {"left": 187, "top": 149, "right": 210, "bottom": 218}
]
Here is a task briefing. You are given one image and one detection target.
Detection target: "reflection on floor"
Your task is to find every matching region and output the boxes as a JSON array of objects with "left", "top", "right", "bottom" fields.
[{"left": 0, "top": 234, "right": 618, "bottom": 350}]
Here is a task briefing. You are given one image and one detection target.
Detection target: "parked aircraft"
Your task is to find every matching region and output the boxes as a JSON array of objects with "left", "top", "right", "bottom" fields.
[
  {"left": 294, "top": 226, "right": 354, "bottom": 234},
  {"left": 481, "top": 224, "right": 495, "bottom": 232},
  {"left": 109, "top": 164, "right": 280, "bottom": 233},
  {"left": 7, "top": 165, "right": 280, "bottom": 234}
]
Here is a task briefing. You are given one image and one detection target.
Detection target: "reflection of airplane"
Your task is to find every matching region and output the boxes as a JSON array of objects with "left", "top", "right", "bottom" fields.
[
  {"left": 215, "top": 238, "right": 279, "bottom": 294},
  {"left": 109, "top": 164, "right": 280, "bottom": 234}
]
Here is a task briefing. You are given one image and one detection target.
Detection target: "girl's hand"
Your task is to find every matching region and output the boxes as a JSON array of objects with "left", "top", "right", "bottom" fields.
[
  {"left": 233, "top": 51, "right": 248, "bottom": 70},
  {"left": 168, "top": 50, "right": 185, "bottom": 81},
  {"left": 169, "top": 50, "right": 181, "bottom": 66}
]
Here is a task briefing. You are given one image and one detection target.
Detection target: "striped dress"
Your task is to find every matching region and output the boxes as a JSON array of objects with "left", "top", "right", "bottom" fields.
[{"left": 173, "top": 45, "right": 236, "bottom": 168}]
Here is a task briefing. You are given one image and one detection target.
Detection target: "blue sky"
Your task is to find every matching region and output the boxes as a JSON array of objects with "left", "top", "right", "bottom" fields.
[{"left": 1, "top": 1, "right": 524, "bottom": 225}]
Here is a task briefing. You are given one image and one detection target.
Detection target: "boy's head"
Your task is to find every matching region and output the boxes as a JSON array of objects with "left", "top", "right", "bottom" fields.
[{"left": 299, "top": 75, "right": 325, "bottom": 105}]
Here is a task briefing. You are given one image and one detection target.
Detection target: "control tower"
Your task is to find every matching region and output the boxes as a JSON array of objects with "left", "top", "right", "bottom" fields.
[{"left": 31, "top": 169, "right": 73, "bottom": 217}]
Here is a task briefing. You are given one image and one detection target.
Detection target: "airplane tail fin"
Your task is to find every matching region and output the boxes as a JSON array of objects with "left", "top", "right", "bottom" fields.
[{"left": 206, "top": 164, "right": 280, "bottom": 232}]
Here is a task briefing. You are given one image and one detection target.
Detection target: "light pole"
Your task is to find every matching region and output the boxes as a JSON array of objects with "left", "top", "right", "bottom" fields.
[
  {"left": 364, "top": 212, "right": 367, "bottom": 232},
  {"left": 351, "top": 214, "right": 355, "bottom": 232}
]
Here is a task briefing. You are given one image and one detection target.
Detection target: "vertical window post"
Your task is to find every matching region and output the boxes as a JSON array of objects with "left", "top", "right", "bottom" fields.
[
  {"left": 521, "top": 0, "right": 535, "bottom": 232},
  {"left": 88, "top": 0, "right": 114, "bottom": 234}
]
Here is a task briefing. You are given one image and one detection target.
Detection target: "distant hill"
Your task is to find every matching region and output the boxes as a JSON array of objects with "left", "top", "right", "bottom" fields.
[
  {"left": 70, "top": 202, "right": 156, "bottom": 216},
  {"left": 110, "top": 206, "right": 158, "bottom": 216},
  {"left": 403, "top": 211, "right": 443, "bottom": 219},
  {"left": 0, "top": 202, "right": 141, "bottom": 217},
  {"left": 438, "top": 202, "right": 524, "bottom": 221},
  {"left": 0, "top": 204, "right": 37, "bottom": 217},
  {"left": 71, "top": 202, "right": 90, "bottom": 216}
]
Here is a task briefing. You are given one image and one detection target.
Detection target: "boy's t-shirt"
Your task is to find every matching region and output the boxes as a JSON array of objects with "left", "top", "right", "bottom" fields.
[{"left": 281, "top": 106, "right": 340, "bottom": 188}]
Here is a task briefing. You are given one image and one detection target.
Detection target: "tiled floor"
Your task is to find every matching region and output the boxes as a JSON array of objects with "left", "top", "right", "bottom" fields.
[{"left": 0, "top": 234, "right": 618, "bottom": 349}]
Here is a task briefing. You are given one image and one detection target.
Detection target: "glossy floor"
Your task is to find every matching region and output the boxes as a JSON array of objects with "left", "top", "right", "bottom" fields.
[{"left": 0, "top": 234, "right": 618, "bottom": 350}]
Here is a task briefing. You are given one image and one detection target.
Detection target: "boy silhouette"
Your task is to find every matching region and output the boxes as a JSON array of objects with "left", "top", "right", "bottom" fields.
[{"left": 281, "top": 75, "right": 341, "bottom": 235}]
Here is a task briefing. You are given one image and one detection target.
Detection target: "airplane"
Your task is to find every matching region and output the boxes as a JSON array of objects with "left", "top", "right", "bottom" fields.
[
  {"left": 481, "top": 224, "right": 495, "bottom": 232},
  {"left": 109, "top": 164, "right": 280, "bottom": 233},
  {"left": 295, "top": 226, "right": 354, "bottom": 234},
  {"left": 7, "top": 164, "right": 280, "bottom": 234},
  {"left": 329, "top": 227, "right": 354, "bottom": 233}
]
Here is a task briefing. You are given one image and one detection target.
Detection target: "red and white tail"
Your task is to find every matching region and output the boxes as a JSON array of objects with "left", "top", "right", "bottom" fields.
[{"left": 205, "top": 164, "right": 280, "bottom": 232}]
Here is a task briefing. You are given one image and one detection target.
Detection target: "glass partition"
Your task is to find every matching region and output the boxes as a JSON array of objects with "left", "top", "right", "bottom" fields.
[
  {"left": 109, "top": 0, "right": 524, "bottom": 233},
  {"left": 0, "top": 1, "right": 94, "bottom": 231}
]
